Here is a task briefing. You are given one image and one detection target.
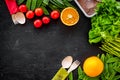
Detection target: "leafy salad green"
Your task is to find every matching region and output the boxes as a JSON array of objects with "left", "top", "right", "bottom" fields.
[{"left": 89, "top": 0, "right": 120, "bottom": 44}]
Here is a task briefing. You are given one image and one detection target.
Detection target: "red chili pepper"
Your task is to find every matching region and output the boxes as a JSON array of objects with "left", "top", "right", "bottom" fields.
[{"left": 5, "top": 0, "right": 19, "bottom": 14}]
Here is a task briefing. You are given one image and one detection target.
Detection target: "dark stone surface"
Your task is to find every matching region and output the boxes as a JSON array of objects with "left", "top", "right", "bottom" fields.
[{"left": 0, "top": 1, "right": 102, "bottom": 80}]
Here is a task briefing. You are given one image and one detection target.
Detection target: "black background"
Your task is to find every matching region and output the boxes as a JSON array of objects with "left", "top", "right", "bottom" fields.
[{"left": 0, "top": 1, "right": 102, "bottom": 80}]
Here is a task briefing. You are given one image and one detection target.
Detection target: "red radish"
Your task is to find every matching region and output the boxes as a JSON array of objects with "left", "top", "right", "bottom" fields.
[
  {"left": 35, "top": 8, "right": 44, "bottom": 16},
  {"left": 50, "top": 10, "right": 60, "bottom": 19},
  {"left": 26, "top": 10, "right": 34, "bottom": 19},
  {"left": 34, "top": 19, "right": 42, "bottom": 28},
  {"left": 42, "top": 16, "right": 50, "bottom": 24},
  {"left": 19, "top": 4, "right": 27, "bottom": 13}
]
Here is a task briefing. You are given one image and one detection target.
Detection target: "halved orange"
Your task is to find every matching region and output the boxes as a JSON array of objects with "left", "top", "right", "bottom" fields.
[{"left": 60, "top": 7, "right": 79, "bottom": 26}]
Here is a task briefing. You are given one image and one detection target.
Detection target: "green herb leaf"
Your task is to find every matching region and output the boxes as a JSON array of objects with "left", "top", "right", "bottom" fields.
[
  {"left": 107, "top": 57, "right": 120, "bottom": 63},
  {"left": 113, "top": 75, "right": 120, "bottom": 80},
  {"left": 100, "top": 54, "right": 105, "bottom": 63},
  {"left": 31, "top": 0, "right": 37, "bottom": 11},
  {"left": 109, "top": 71, "right": 116, "bottom": 80},
  {"left": 41, "top": 6, "right": 49, "bottom": 15},
  {"left": 68, "top": 72, "right": 73, "bottom": 80},
  {"left": 17, "top": 0, "right": 73, "bottom": 16},
  {"left": 63, "top": 0, "right": 73, "bottom": 7},
  {"left": 114, "top": 67, "right": 120, "bottom": 73},
  {"left": 36, "top": 0, "right": 43, "bottom": 8},
  {"left": 43, "top": 0, "right": 49, "bottom": 5},
  {"left": 78, "top": 66, "right": 86, "bottom": 79},
  {"left": 26, "top": 0, "right": 32, "bottom": 10},
  {"left": 50, "top": 0, "right": 65, "bottom": 9},
  {"left": 17, "top": 0, "right": 25, "bottom": 5},
  {"left": 48, "top": 3, "right": 58, "bottom": 10}
]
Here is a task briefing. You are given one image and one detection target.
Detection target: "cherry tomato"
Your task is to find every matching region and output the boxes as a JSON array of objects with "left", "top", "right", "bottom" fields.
[
  {"left": 42, "top": 16, "right": 50, "bottom": 24},
  {"left": 35, "top": 8, "right": 44, "bottom": 16},
  {"left": 34, "top": 19, "right": 42, "bottom": 28},
  {"left": 50, "top": 10, "right": 60, "bottom": 19},
  {"left": 19, "top": 4, "right": 27, "bottom": 13},
  {"left": 26, "top": 10, "right": 34, "bottom": 19}
]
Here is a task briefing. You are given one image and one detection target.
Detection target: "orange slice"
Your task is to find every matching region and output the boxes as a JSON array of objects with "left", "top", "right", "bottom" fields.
[{"left": 60, "top": 7, "right": 79, "bottom": 26}]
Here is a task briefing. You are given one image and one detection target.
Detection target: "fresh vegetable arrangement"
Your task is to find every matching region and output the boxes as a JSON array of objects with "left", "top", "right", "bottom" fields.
[
  {"left": 89, "top": 0, "right": 120, "bottom": 44},
  {"left": 98, "top": 53, "right": 120, "bottom": 80},
  {"left": 17, "top": 0, "right": 73, "bottom": 15},
  {"left": 68, "top": 53, "right": 120, "bottom": 80},
  {"left": 67, "top": 0, "right": 120, "bottom": 80},
  {"left": 4, "top": 0, "right": 120, "bottom": 80},
  {"left": 16, "top": 0, "right": 78, "bottom": 28}
]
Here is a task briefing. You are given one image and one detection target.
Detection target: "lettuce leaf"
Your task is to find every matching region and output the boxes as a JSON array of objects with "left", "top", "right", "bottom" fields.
[{"left": 89, "top": 0, "right": 120, "bottom": 44}]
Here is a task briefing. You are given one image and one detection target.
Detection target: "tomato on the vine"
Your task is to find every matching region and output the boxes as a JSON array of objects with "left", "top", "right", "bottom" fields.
[
  {"left": 19, "top": 4, "right": 27, "bottom": 13},
  {"left": 34, "top": 19, "right": 42, "bottom": 28},
  {"left": 50, "top": 10, "right": 60, "bottom": 19},
  {"left": 35, "top": 8, "right": 44, "bottom": 17},
  {"left": 42, "top": 16, "right": 50, "bottom": 24},
  {"left": 26, "top": 10, "right": 34, "bottom": 19}
]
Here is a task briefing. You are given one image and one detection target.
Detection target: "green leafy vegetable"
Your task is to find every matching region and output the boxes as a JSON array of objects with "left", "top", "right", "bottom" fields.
[
  {"left": 41, "top": 6, "right": 49, "bottom": 15},
  {"left": 106, "top": 57, "right": 120, "bottom": 63},
  {"left": 17, "top": 0, "right": 25, "bottom": 5},
  {"left": 48, "top": 3, "right": 58, "bottom": 10},
  {"left": 26, "top": 0, "right": 32, "bottom": 10},
  {"left": 89, "top": 0, "right": 120, "bottom": 44},
  {"left": 99, "top": 53, "right": 120, "bottom": 80},
  {"left": 77, "top": 53, "right": 120, "bottom": 80},
  {"left": 17, "top": 0, "right": 73, "bottom": 14},
  {"left": 49, "top": 0, "right": 65, "bottom": 9},
  {"left": 63, "top": 0, "right": 73, "bottom": 7},
  {"left": 43, "top": 0, "right": 49, "bottom": 5},
  {"left": 36, "top": 0, "right": 43, "bottom": 8},
  {"left": 31, "top": 0, "right": 37, "bottom": 11},
  {"left": 77, "top": 66, "right": 100, "bottom": 80},
  {"left": 68, "top": 72, "right": 73, "bottom": 80}
]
